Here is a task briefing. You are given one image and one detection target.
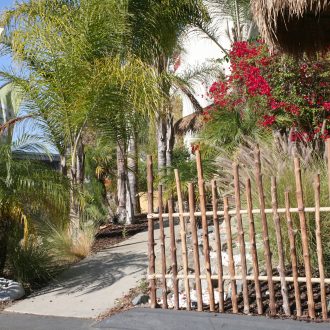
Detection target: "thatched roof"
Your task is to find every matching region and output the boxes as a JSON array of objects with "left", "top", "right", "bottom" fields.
[
  {"left": 174, "top": 112, "right": 204, "bottom": 136},
  {"left": 251, "top": 0, "right": 330, "bottom": 55}
]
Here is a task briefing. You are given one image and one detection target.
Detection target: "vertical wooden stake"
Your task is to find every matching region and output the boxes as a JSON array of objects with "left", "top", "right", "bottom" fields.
[
  {"left": 293, "top": 157, "right": 315, "bottom": 318},
  {"left": 211, "top": 179, "right": 224, "bottom": 313},
  {"left": 285, "top": 191, "right": 302, "bottom": 317},
  {"left": 224, "top": 196, "right": 238, "bottom": 313},
  {"left": 168, "top": 198, "right": 179, "bottom": 309},
  {"left": 188, "top": 183, "right": 203, "bottom": 311},
  {"left": 147, "top": 155, "right": 156, "bottom": 308},
  {"left": 314, "top": 174, "right": 327, "bottom": 320},
  {"left": 326, "top": 138, "right": 330, "bottom": 202},
  {"left": 158, "top": 185, "right": 168, "bottom": 309},
  {"left": 195, "top": 150, "right": 215, "bottom": 312},
  {"left": 254, "top": 147, "right": 276, "bottom": 315},
  {"left": 233, "top": 163, "right": 249, "bottom": 314},
  {"left": 246, "top": 178, "right": 263, "bottom": 315},
  {"left": 174, "top": 169, "right": 191, "bottom": 310},
  {"left": 271, "top": 177, "right": 290, "bottom": 316}
]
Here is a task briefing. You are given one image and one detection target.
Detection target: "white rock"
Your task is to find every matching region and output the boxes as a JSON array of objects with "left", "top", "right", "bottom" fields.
[{"left": 0, "top": 278, "right": 25, "bottom": 302}]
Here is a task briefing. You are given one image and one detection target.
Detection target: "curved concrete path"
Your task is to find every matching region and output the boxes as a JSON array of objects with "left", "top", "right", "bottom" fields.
[{"left": 5, "top": 230, "right": 151, "bottom": 318}]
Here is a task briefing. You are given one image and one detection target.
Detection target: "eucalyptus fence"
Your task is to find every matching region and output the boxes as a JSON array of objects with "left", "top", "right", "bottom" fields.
[{"left": 146, "top": 144, "right": 330, "bottom": 320}]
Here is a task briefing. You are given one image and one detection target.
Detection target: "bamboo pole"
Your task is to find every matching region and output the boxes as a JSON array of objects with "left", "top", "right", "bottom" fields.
[
  {"left": 271, "top": 177, "right": 290, "bottom": 316},
  {"left": 246, "top": 178, "right": 263, "bottom": 315},
  {"left": 233, "top": 163, "right": 249, "bottom": 314},
  {"left": 174, "top": 169, "right": 191, "bottom": 310},
  {"left": 285, "top": 191, "right": 302, "bottom": 317},
  {"left": 211, "top": 179, "right": 224, "bottom": 313},
  {"left": 326, "top": 138, "right": 330, "bottom": 202},
  {"left": 158, "top": 185, "right": 168, "bottom": 309},
  {"left": 147, "top": 155, "right": 156, "bottom": 308},
  {"left": 254, "top": 147, "right": 276, "bottom": 315},
  {"left": 195, "top": 150, "right": 215, "bottom": 312},
  {"left": 293, "top": 157, "right": 315, "bottom": 318},
  {"left": 188, "top": 183, "right": 203, "bottom": 311},
  {"left": 224, "top": 196, "right": 238, "bottom": 313},
  {"left": 314, "top": 174, "right": 327, "bottom": 320},
  {"left": 168, "top": 198, "right": 179, "bottom": 309}
]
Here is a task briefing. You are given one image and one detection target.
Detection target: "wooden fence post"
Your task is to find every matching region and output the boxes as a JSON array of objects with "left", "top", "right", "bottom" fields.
[
  {"left": 326, "top": 138, "right": 330, "bottom": 202},
  {"left": 158, "top": 185, "right": 168, "bottom": 309},
  {"left": 246, "top": 178, "right": 263, "bottom": 315},
  {"left": 196, "top": 150, "right": 215, "bottom": 312},
  {"left": 314, "top": 174, "right": 327, "bottom": 320},
  {"left": 168, "top": 198, "right": 179, "bottom": 309},
  {"left": 188, "top": 183, "right": 203, "bottom": 311},
  {"left": 285, "top": 191, "right": 302, "bottom": 317},
  {"left": 293, "top": 157, "right": 315, "bottom": 318},
  {"left": 224, "top": 196, "right": 238, "bottom": 313},
  {"left": 147, "top": 155, "right": 156, "bottom": 308},
  {"left": 254, "top": 147, "right": 276, "bottom": 315},
  {"left": 271, "top": 177, "right": 290, "bottom": 316},
  {"left": 174, "top": 169, "right": 191, "bottom": 310},
  {"left": 233, "top": 163, "right": 249, "bottom": 314},
  {"left": 211, "top": 179, "right": 224, "bottom": 312}
]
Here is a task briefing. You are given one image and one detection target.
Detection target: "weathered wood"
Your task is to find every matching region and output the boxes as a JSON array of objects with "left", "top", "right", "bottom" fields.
[
  {"left": 246, "top": 178, "right": 263, "bottom": 315},
  {"left": 174, "top": 169, "right": 191, "bottom": 310},
  {"left": 158, "top": 185, "right": 168, "bottom": 309},
  {"left": 285, "top": 191, "right": 302, "bottom": 317},
  {"left": 223, "top": 196, "right": 238, "bottom": 313},
  {"left": 233, "top": 163, "right": 249, "bottom": 314},
  {"left": 147, "top": 155, "right": 156, "bottom": 308},
  {"left": 327, "top": 139, "right": 330, "bottom": 202},
  {"left": 188, "top": 183, "right": 203, "bottom": 311},
  {"left": 293, "top": 157, "right": 315, "bottom": 318},
  {"left": 254, "top": 147, "right": 276, "bottom": 315},
  {"left": 168, "top": 198, "right": 179, "bottom": 309},
  {"left": 314, "top": 174, "right": 327, "bottom": 320},
  {"left": 271, "top": 177, "right": 290, "bottom": 316},
  {"left": 195, "top": 150, "right": 215, "bottom": 312},
  {"left": 211, "top": 179, "right": 224, "bottom": 313}
]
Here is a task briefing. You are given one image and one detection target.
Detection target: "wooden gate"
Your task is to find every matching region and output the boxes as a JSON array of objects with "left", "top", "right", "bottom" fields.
[{"left": 146, "top": 146, "right": 330, "bottom": 319}]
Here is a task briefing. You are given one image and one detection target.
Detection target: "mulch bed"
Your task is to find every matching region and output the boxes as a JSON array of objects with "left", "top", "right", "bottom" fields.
[
  {"left": 220, "top": 268, "right": 330, "bottom": 321},
  {"left": 91, "top": 215, "right": 149, "bottom": 254}
]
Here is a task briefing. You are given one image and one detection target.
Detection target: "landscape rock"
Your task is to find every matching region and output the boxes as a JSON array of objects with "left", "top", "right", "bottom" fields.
[
  {"left": 0, "top": 278, "right": 25, "bottom": 302},
  {"left": 132, "top": 294, "right": 149, "bottom": 306}
]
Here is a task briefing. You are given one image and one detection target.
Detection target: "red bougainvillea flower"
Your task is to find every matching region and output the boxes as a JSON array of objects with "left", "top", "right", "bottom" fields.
[
  {"left": 261, "top": 115, "right": 276, "bottom": 127},
  {"left": 323, "top": 102, "right": 330, "bottom": 111}
]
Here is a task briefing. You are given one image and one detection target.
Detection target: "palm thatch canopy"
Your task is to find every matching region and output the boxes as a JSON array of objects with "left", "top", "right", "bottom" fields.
[
  {"left": 251, "top": 0, "right": 330, "bottom": 55},
  {"left": 174, "top": 112, "right": 204, "bottom": 136}
]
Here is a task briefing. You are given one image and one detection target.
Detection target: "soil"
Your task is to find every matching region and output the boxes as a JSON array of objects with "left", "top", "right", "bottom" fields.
[{"left": 91, "top": 215, "right": 149, "bottom": 254}]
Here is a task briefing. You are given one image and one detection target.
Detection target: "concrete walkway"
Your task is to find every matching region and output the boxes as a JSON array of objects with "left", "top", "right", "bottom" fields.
[{"left": 5, "top": 230, "right": 152, "bottom": 318}]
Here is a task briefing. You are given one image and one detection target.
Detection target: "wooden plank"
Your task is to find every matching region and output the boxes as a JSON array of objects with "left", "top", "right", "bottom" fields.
[
  {"left": 211, "top": 179, "right": 224, "bottom": 313},
  {"left": 246, "top": 178, "right": 263, "bottom": 315},
  {"left": 314, "top": 174, "right": 327, "bottom": 320},
  {"left": 195, "top": 150, "right": 215, "bottom": 312},
  {"left": 224, "top": 196, "right": 238, "bottom": 313},
  {"left": 254, "top": 147, "right": 276, "bottom": 315},
  {"left": 174, "top": 169, "right": 191, "bottom": 310},
  {"left": 168, "top": 198, "right": 179, "bottom": 309},
  {"left": 188, "top": 183, "right": 203, "bottom": 311},
  {"left": 327, "top": 138, "right": 330, "bottom": 202},
  {"left": 233, "top": 163, "right": 249, "bottom": 314},
  {"left": 285, "top": 191, "right": 302, "bottom": 317},
  {"left": 147, "top": 155, "right": 156, "bottom": 308},
  {"left": 293, "top": 157, "right": 315, "bottom": 318},
  {"left": 271, "top": 177, "right": 290, "bottom": 316},
  {"left": 158, "top": 185, "right": 168, "bottom": 309}
]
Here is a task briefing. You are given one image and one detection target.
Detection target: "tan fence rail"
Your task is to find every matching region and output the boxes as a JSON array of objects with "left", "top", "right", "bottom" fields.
[{"left": 146, "top": 146, "right": 330, "bottom": 320}]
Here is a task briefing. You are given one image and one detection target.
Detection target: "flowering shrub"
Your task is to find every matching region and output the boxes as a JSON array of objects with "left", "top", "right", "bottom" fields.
[{"left": 206, "top": 40, "right": 330, "bottom": 143}]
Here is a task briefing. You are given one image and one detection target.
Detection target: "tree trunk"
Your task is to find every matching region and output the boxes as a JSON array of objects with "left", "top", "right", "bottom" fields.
[
  {"left": 60, "top": 154, "right": 67, "bottom": 176},
  {"left": 0, "top": 218, "right": 10, "bottom": 275},
  {"left": 76, "top": 141, "right": 85, "bottom": 186},
  {"left": 157, "top": 115, "right": 167, "bottom": 175},
  {"left": 116, "top": 142, "right": 127, "bottom": 224},
  {"left": 166, "top": 112, "right": 175, "bottom": 171}
]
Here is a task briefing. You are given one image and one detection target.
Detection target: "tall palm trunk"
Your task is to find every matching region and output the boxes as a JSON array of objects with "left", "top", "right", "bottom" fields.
[
  {"left": 116, "top": 142, "right": 127, "bottom": 223},
  {"left": 157, "top": 115, "right": 167, "bottom": 175},
  {"left": 166, "top": 112, "right": 175, "bottom": 171}
]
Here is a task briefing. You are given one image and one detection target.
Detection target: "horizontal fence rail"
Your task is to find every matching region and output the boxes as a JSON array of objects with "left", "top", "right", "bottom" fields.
[{"left": 147, "top": 145, "right": 330, "bottom": 320}]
